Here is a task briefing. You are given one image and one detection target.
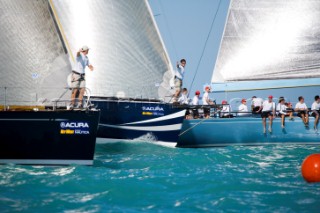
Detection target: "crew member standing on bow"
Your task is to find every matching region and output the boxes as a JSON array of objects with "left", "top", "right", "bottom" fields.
[
  {"left": 174, "top": 59, "right": 186, "bottom": 102},
  {"left": 70, "top": 45, "right": 94, "bottom": 109}
]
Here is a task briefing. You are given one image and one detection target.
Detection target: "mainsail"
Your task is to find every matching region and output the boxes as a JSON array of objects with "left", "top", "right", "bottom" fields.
[
  {"left": 211, "top": 0, "right": 320, "bottom": 91},
  {"left": 51, "top": 0, "right": 173, "bottom": 100},
  {"left": 0, "top": 0, "right": 71, "bottom": 105}
]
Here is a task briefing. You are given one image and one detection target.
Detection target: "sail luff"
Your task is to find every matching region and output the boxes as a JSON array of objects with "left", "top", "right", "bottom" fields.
[{"left": 211, "top": 0, "right": 233, "bottom": 83}]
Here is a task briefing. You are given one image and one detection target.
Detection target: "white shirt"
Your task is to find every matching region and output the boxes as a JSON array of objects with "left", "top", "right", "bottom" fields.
[
  {"left": 221, "top": 105, "right": 232, "bottom": 116},
  {"left": 277, "top": 103, "right": 287, "bottom": 115},
  {"left": 251, "top": 98, "right": 263, "bottom": 107},
  {"left": 238, "top": 104, "right": 248, "bottom": 112},
  {"left": 295, "top": 102, "right": 308, "bottom": 110},
  {"left": 72, "top": 53, "right": 90, "bottom": 74},
  {"left": 262, "top": 100, "right": 275, "bottom": 112},
  {"left": 178, "top": 93, "right": 188, "bottom": 105},
  {"left": 311, "top": 101, "right": 320, "bottom": 110},
  {"left": 192, "top": 95, "right": 199, "bottom": 105},
  {"left": 175, "top": 65, "right": 185, "bottom": 80},
  {"left": 202, "top": 92, "right": 210, "bottom": 105}
]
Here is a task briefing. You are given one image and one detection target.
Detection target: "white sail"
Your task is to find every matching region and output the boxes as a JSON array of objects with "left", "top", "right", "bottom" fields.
[
  {"left": 0, "top": 0, "right": 71, "bottom": 106},
  {"left": 51, "top": 0, "right": 174, "bottom": 100},
  {"left": 211, "top": 0, "right": 320, "bottom": 88}
]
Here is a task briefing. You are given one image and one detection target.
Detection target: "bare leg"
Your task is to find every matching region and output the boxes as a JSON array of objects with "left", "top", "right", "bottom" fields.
[
  {"left": 315, "top": 114, "right": 319, "bottom": 130},
  {"left": 174, "top": 89, "right": 180, "bottom": 102},
  {"left": 305, "top": 113, "right": 309, "bottom": 124},
  {"left": 78, "top": 87, "right": 85, "bottom": 107},
  {"left": 268, "top": 115, "right": 273, "bottom": 132},
  {"left": 71, "top": 88, "right": 79, "bottom": 106},
  {"left": 281, "top": 114, "right": 285, "bottom": 128},
  {"left": 289, "top": 112, "right": 294, "bottom": 120},
  {"left": 262, "top": 117, "right": 266, "bottom": 133},
  {"left": 301, "top": 114, "right": 305, "bottom": 124}
]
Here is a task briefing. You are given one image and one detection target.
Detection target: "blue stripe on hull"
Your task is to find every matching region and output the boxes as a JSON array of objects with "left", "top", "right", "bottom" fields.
[
  {"left": 177, "top": 117, "right": 320, "bottom": 147},
  {"left": 91, "top": 99, "right": 185, "bottom": 142}
]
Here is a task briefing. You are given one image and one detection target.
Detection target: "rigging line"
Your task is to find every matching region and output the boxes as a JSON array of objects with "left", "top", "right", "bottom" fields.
[
  {"left": 188, "top": 0, "right": 222, "bottom": 96},
  {"left": 157, "top": 0, "right": 178, "bottom": 60},
  {"left": 48, "top": 0, "right": 75, "bottom": 63}
]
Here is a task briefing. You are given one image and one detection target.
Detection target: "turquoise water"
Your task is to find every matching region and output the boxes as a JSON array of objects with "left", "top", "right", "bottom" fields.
[{"left": 1, "top": 139, "right": 320, "bottom": 212}]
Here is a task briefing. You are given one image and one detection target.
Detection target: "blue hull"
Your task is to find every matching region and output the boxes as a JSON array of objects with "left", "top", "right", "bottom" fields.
[
  {"left": 177, "top": 117, "right": 320, "bottom": 147},
  {"left": 91, "top": 98, "right": 186, "bottom": 142}
]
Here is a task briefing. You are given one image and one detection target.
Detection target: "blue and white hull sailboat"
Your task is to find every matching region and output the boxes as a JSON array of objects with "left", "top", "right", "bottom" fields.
[
  {"left": 92, "top": 98, "right": 185, "bottom": 142},
  {"left": 177, "top": 117, "right": 319, "bottom": 148},
  {"left": 50, "top": 0, "right": 186, "bottom": 143},
  {"left": 177, "top": 0, "right": 320, "bottom": 147}
]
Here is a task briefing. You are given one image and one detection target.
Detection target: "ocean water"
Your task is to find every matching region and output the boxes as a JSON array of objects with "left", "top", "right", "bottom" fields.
[{"left": 1, "top": 138, "right": 320, "bottom": 212}]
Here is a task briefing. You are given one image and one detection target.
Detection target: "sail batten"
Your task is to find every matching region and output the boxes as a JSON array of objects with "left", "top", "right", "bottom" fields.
[{"left": 211, "top": 0, "right": 320, "bottom": 87}]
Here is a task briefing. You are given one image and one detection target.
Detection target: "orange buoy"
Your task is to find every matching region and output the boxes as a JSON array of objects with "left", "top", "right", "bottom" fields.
[{"left": 301, "top": 154, "right": 320, "bottom": 183}]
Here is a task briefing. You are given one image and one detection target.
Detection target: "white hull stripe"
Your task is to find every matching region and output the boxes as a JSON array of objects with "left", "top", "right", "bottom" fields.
[
  {"left": 122, "top": 110, "right": 186, "bottom": 125},
  {"left": 0, "top": 159, "right": 93, "bottom": 165},
  {"left": 99, "top": 123, "right": 182, "bottom": 131}
]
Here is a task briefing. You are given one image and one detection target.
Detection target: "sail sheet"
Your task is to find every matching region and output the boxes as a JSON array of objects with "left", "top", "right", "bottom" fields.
[
  {"left": 51, "top": 0, "right": 173, "bottom": 99},
  {"left": 211, "top": 0, "right": 320, "bottom": 85},
  {"left": 0, "top": 0, "right": 71, "bottom": 106}
]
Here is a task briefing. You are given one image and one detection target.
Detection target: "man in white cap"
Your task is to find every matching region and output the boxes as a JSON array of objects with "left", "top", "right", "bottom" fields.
[{"left": 70, "top": 45, "right": 94, "bottom": 109}]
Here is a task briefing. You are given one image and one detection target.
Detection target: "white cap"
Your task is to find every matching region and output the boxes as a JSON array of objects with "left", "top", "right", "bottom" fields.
[{"left": 81, "top": 45, "right": 89, "bottom": 51}]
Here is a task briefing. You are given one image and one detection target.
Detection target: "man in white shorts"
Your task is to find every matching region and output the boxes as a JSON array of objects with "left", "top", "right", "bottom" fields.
[
  {"left": 70, "top": 45, "right": 94, "bottom": 109},
  {"left": 174, "top": 59, "right": 186, "bottom": 102},
  {"left": 251, "top": 96, "right": 263, "bottom": 114},
  {"left": 295, "top": 96, "right": 309, "bottom": 127}
]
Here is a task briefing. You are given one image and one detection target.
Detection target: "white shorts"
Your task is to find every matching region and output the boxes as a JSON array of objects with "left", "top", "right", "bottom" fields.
[
  {"left": 71, "top": 72, "right": 85, "bottom": 88},
  {"left": 174, "top": 78, "right": 182, "bottom": 90}
]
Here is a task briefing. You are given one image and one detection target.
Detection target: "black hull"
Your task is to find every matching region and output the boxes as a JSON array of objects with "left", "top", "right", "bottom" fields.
[
  {"left": 91, "top": 97, "right": 186, "bottom": 142},
  {"left": 0, "top": 110, "right": 100, "bottom": 165}
]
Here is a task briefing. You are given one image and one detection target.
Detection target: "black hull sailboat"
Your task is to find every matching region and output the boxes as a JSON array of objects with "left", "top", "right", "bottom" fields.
[
  {"left": 0, "top": 0, "right": 100, "bottom": 165},
  {"left": 0, "top": 109, "right": 100, "bottom": 165}
]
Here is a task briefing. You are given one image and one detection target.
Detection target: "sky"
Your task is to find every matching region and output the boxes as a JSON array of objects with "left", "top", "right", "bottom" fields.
[{"left": 149, "top": 0, "right": 230, "bottom": 95}]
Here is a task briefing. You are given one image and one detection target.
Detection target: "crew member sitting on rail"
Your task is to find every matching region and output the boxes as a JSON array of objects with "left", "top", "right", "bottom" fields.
[
  {"left": 238, "top": 98, "right": 249, "bottom": 116},
  {"left": 261, "top": 95, "right": 276, "bottom": 133},
  {"left": 178, "top": 88, "right": 189, "bottom": 105},
  {"left": 191, "top": 90, "right": 201, "bottom": 119},
  {"left": 295, "top": 96, "right": 309, "bottom": 127},
  {"left": 251, "top": 96, "right": 263, "bottom": 114},
  {"left": 220, "top": 100, "right": 233, "bottom": 118},
  {"left": 276, "top": 97, "right": 293, "bottom": 128},
  {"left": 311, "top": 95, "right": 320, "bottom": 131}
]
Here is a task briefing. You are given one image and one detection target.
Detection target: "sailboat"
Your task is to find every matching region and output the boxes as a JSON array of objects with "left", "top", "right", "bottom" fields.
[
  {"left": 0, "top": 0, "right": 100, "bottom": 165},
  {"left": 50, "top": 0, "right": 186, "bottom": 143},
  {"left": 177, "top": 0, "right": 320, "bottom": 147}
]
